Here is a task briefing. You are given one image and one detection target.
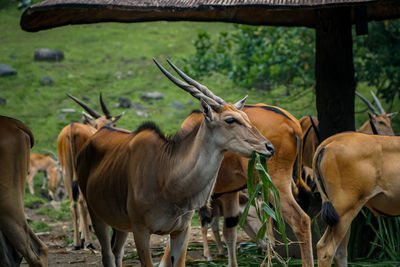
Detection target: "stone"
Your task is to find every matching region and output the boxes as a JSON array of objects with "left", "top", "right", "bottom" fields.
[
  {"left": 135, "top": 111, "right": 148, "bottom": 118},
  {"left": 186, "top": 99, "right": 194, "bottom": 105},
  {"left": 61, "top": 108, "right": 76, "bottom": 113},
  {"left": 0, "top": 97, "right": 6, "bottom": 105},
  {"left": 131, "top": 103, "right": 146, "bottom": 110},
  {"left": 140, "top": 92, "right": 164, "bottom": 101},
  {"left": 118, "top": 97, "right": 131, "bottom": 108},
  {"left": 57, "top": 114, "right": 66, "bottom": 120},
  {"left": 42, "top": 200, "right": 61, "bottom": 210},
  {"left": 0, "top": 64, "right": 17, "bottom": 77},
  {"left": 115, "top": 71, "right": 123, "bottom": 79},
  {"left": 34, "top": 48, "right": 64, "bottom": 62},
  {"left": 39, "top": 76, "right": 53, "bottom": 86},
  {"left": 171, "top": 101, "right": 184, "bottom": 110},
  {"left": 9, "top": 54, "right": 17, "bottom": 60}
]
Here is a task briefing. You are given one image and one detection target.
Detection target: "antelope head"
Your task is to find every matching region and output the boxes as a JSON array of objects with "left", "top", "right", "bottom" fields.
[
  {"left": 154, "top": 59, "right": 274, "bottom": 159},
  {"left": 356, "top": 91, "right": 398, "bottom": 136},
  {"left": 67, "top": 93, "right": 124, "bottom": 129}
]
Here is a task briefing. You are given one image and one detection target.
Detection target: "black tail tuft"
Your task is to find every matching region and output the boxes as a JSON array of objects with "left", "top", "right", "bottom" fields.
[
  {"left": 297, "top": 184, "right": 313, "bottom": 212},
  {"left": 199, "top": 206, "right": 212, "bottom": 226},
  {"left": 321, "top": 201, "right": 340, "bottom": 226},
  {"left": 72, "top": 180, "right": 79, "bottom": 202}
]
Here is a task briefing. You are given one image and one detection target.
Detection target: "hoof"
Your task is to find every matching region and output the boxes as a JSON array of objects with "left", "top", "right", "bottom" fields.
[{"left": 86, "top": 243, "right": 96, "bottom": 250}]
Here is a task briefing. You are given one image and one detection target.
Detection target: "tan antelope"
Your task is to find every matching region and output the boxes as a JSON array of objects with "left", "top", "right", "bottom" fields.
[
  {"left": 355, "top": 90, "right": 397, "bottom": 135},
  {"left": 27, "top": 153, "right": 58, "bottom": 195},
  {"left": 0, "top": 116, "right": 48, "bottom": 266},
  {"left": 313, "top": 132, "right": 400, "bottom": 267},
  {"left": 188, "top": 104, "right": 313, "bottom": 267},
  {"left": 47, "top": 161, "right": 65, "bottom": 201},
  {"left": 76, "top": 59, "right": 274, "bottom": 267},
  {"left": 57, "top": 93, "right": 123, "bottom": 249},
  {"left": 300, "top": 91, "right": 397, "bottom": 187}
]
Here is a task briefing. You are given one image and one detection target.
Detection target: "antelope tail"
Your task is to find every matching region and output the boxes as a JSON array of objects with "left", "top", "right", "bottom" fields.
[
  {"left": 294, "top": 134, "right": 312, "bottom": 211},
  {"left": 69, "top": 124, "right": 80, "bottom": 202},
  {"left": 313, "top": 147, "right": 339, "bottom": 226}
]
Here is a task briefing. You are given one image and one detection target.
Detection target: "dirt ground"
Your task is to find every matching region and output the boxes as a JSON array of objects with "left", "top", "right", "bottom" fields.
[{"left": 22, "top": 205, "right": 252, "bottom": 267}]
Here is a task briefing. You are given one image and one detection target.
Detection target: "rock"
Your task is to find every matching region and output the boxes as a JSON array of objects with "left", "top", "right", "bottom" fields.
[
  {"left": 135, "top": 111, "right": 148, "bottom": 118},
  {"left": 61, "top": 108, "right": 76, "bottom": 113},
  {"left": 118, "top": 97, "right": 131, "bottom": 108},
  {"left": 39, "top": 76, "right": 53, "bottom": 86},
  {"left": 131, "top": 103, "right": 146, "bottom": 110},
  {"left": 34, "top": 48, "right": 64, "bottom": 62},
  {"left": 186, "top": 99, "right": 194, "bottom": 105},
  {"left": 42, "top": 200, "right": 61, "bottom": 210},
  {"left": 115, "top": 71, "right": 123, "bottom": 79},
  {"left": 9, "top": 54, "right": 17, "bottom": 60},
  {"left": 140, "top": 92, "right": 164, "bottom": 101},
  {"left": 57, "top": 114, "right": 66, "bottom": 120},
  {"left": 126, "top": 71, "right": 134, "bottom": 78},
  {"left": 0, "top": 64, "right": 17, "bottom": 77},
  {"left": 171, "top": 101, "right": 184, "bottom": 110},
  {"left": 0, "top": 97, "right": 6, "bottom": 105}
]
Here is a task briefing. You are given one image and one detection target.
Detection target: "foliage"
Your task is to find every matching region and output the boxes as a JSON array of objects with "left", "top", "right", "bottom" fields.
[
  {"left": 35, "top": 200, "right": 71, "bottom": 221},
  {"left": 354, "top": 19, "right": 400, "bottom": 110},
  {"left": 28, "top": 221, "right": 51, "bottom": 233},
  {"left": 241, "top": 152, "right": 288, "bottom": 266},
  {"left": 349, "top": 209, "right": 400, "bottom": 261},
  {"left": 24, "top": 194, "right": 47, "bottom": 208},
  {"left": 185, "top": 25, "right": 315, "bottom": 92}
]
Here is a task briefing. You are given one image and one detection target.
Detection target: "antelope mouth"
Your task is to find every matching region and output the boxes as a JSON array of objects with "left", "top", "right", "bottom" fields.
[
  {"left": 258, "top": 151, "right": 273, "bottom": 160},
  {"left": 258, "top": 142, "right": 274, "bottom": 159}
]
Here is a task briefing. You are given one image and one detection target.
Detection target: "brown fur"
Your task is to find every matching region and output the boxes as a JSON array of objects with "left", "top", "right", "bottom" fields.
[
  {"left": 77, "top": 101, "right": 273, "bottom": 267},
  {"left": 27, "top": 153, "right": 57, "bottom": 195},
  {"left": 0, "top": 116, "right": 48, "bottom": 266},
  {"left": 57, "top": 94, "right": 123, "bottom": 250},
  {"left": 58, "top": 122, "right": 96, "bottom": 249},
  {"left": 192, "top": 104, "right": 313, "bottom": 267},
  {"left": 313, "top": 133, "right": 400, "bottom": 267}
]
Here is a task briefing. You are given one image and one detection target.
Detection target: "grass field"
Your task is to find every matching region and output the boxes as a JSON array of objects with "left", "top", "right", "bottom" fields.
[
  {"left": 2, "top": 2, "right": 400, "bottom": 266},
  {"left": 3, "top": 5, "right": 398, "bottom": 154}
]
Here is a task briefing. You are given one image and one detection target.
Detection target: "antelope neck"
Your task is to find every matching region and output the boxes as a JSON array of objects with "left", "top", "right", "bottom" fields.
[{"left": 162, "top": 120, "right": 226, "bottom": 211}]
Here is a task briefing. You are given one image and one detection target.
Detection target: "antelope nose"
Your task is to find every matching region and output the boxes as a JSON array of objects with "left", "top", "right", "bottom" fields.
[{"left": 265, "top": 143, "right": 275, "bottom": 156}]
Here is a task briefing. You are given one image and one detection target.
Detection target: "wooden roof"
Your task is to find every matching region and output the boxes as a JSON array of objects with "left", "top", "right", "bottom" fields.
[{"left": 21, "top": 0, "right": 400, "bottom": 32}]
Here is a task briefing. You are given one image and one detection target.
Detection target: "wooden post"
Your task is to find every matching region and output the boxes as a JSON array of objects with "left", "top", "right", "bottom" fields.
[{"left": 315, "top": 7, "right": 356, "bottom": 141}]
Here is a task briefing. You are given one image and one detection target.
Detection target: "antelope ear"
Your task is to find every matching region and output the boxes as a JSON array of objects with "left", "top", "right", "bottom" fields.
[
  {"left": 82, "top": 112, "right": 94, "bottom": 126},
  {"left": 388, "top": 112, "right": 398, "bottom": 119},
  {"left": 201, "top": 98, "right": 214, "bottom": 122},
  {"left": 234, "top": 95, "right": 248, "bottom": 110},
  {"left": 367, "top": 112, "right": 375, "bottom": 120},
  {"left": 112, "top": 112, "right": 125, "bottom": 123}
]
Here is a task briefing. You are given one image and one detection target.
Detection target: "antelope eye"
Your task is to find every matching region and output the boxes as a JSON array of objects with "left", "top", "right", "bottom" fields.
[{"left": 224, "top": 117, "right": 241, "bottom": 125}]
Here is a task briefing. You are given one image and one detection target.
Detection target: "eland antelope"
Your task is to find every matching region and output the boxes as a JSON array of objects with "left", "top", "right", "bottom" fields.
[
  {"left": 27, "top": 153, "right": 58, "bottom": 195},
  {"left": 189, "top": 104, "right": 314, "bottom": 267},
  {"left": 76, "top": 59, "right": 275, "bottom": 267},
  {"left": 313, "top": 132, "right": 400, "bottom": 267},
  {"left": 0, "top": 116, "right": 48, "bottom": 266},
  {"left": 300, "top": 91, "right": 397, "bottom": 188},
  {"left": 57, "top": 93, "right": 123, "bottom": 249}
]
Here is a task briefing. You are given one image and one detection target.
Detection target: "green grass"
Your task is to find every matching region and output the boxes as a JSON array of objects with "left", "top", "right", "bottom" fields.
[
  {"left": 35, "top": 199, "right": 71, "bottom": 221},
  {"left": 28, "top": 221, "right": 51, "bottom": 232},
  {"left": 24, "top": 194, "right": 47, "bottom": 208},
  {"left": 2, "top": 3, "right": 400, "bottom": 266},
  {"left": 2, "top": 5, "right": 398, "bottom": 156}
]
